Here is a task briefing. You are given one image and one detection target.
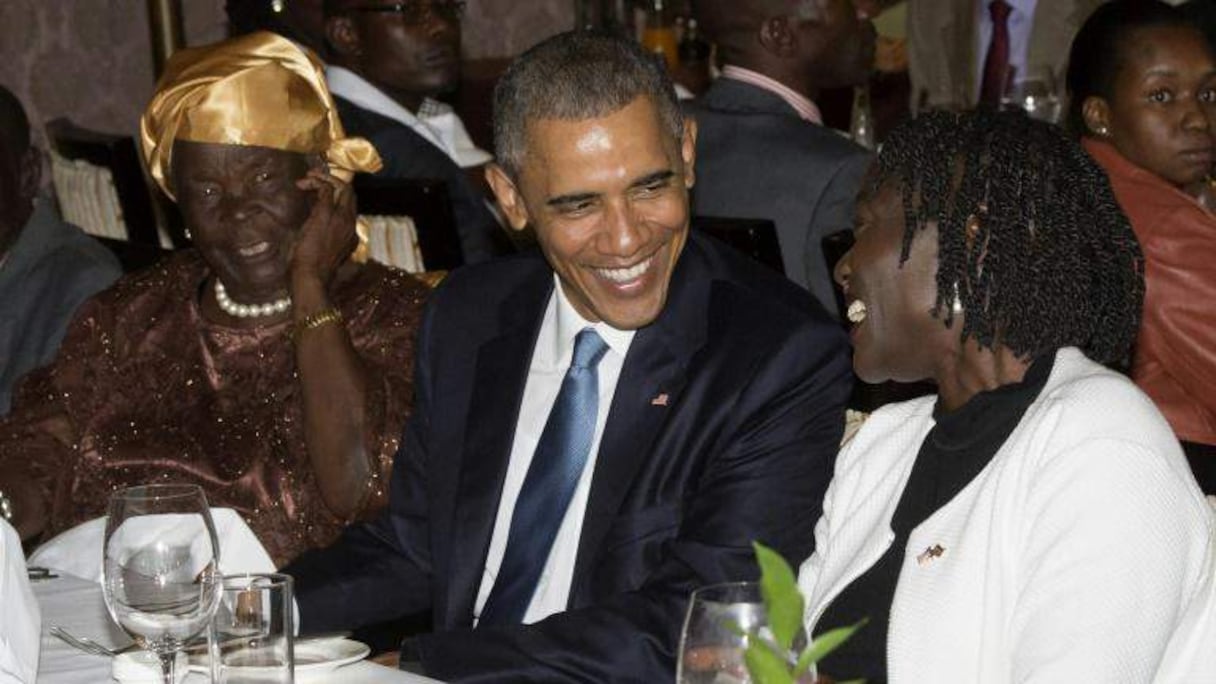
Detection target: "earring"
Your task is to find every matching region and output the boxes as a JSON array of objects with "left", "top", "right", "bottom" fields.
[
  {"left": 965, "top": 214, "right": 982, "bottom": 244},
  {"left": 183, "top": 228, "right": 192, "bottom": 241},
  {"left": 951, "top": 283, "right": 964, "bottom": 316},
  {"left": 1097, "top": 126, "right": 1110, "bottom": 136}
]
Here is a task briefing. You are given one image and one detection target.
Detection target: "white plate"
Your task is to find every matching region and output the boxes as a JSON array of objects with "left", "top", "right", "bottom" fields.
[{"left": 189, "top": 637, "right": 371, "bottom": 677}]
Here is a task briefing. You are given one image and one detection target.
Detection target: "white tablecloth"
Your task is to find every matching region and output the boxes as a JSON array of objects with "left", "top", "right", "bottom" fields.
[
  {"left": 2, "top": 519, "right": 40, "bottom": 684},
  {"left": 33, "top": 573, "right": 440, "bottom": 683}
]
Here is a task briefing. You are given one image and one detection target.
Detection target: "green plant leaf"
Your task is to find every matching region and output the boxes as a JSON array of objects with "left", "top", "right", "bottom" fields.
[
  {"left": 753, "top": 541, "right": 804, "bottom": 652},
  {"left": 744, "top": 639, "right": 794, "bottom": 684},
  {"left": 793, "top": 645, "right": 816, "bottom": 679},
  {"left": 799, "top": 617, "right": 870, "bottom": 668}
]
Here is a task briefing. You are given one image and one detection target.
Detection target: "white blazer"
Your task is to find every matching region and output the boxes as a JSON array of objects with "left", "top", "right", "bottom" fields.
[{"left": 799, "top": 348, "right": 1216, "bottom": 682}]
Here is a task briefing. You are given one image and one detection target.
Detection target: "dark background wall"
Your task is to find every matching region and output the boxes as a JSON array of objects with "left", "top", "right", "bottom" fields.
[{"left": 0, "top": 0, "right": 574, "bottom": 147}]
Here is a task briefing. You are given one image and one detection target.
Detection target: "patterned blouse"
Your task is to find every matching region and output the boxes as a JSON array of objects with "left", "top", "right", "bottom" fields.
[{"left": 0, "top": 250, "right": 428, "bottom": 566}]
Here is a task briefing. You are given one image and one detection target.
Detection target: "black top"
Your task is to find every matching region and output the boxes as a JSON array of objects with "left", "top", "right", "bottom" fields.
[{"left": 816, "top": 353, "right": 1056, "bottom": 682}]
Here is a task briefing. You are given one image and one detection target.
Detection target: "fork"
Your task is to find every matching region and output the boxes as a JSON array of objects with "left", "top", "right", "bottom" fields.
[{"left": 49, "top": 625, "right": 140, "bottom": 657}]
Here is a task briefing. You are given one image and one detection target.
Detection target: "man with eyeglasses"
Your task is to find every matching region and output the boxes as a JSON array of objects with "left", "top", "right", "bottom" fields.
[{"left": 323, "top": 0, "right": 506, "bottom": 263}]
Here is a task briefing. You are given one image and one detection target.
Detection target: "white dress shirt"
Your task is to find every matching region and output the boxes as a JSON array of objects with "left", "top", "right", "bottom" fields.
[
  {"left": 325, "top": 65, "right": 492, "bottom": 169},
  {"left": 474, "top": 277, "right": 635, "bottom": 625},
  {"left": 0, "top": 519, "right": 39, "bottom": 684},
  {"left": 974, "top": 0, "right": 1039, "bottom": 96}
]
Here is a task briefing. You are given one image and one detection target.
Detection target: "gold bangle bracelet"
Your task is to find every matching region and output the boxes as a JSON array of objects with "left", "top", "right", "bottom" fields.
[{"left": 293, "top": 307, "right": 344, "bottom": 341}]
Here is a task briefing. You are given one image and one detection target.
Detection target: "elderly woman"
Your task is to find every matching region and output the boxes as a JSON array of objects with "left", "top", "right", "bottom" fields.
[
  {"left": 1067, "top": 0, "right": 1216, "bottom": 493},
  {"left": 0, "top": 32, "right": 429, "bottom": 566},
  {"left": 799, "top": 110, "right": 1215, "bottom": 682}
]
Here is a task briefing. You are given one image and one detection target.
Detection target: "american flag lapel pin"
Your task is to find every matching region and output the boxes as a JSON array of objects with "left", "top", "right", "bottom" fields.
[
  {"left": 651, "top": 393, "right": 669, "bottom": 406},
  {"left": 916, "top": 544, "right": 946, "bottom": 566}
]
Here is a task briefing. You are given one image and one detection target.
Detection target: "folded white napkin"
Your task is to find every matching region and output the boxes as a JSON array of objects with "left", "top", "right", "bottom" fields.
[
  {"left": 29, "top": 508, "right": 275, "bottom": 583},
  {"left": 0, "top": 519, "right": 40, "bottom": 684}
]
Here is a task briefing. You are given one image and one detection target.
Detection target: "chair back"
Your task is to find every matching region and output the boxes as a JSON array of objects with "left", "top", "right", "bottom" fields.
[
  {"left": 353, "top": 176, "right": 464, "bottom": 273},
  {"left": 692, "top": 215, "right": 784, "bottom": 275},
  {"left": 44, "top": 118, "right": 164, "bottom": 249}
]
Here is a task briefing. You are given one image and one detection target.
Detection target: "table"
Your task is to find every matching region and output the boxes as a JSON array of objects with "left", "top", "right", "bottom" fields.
[{"left": 33, "top": 573, "right": 440, "bottom": 683}]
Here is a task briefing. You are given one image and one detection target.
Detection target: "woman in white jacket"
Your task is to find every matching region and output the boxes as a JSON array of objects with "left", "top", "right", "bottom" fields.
[{"left": 802, "top": 109, "right": 1216, "bottom": 683}]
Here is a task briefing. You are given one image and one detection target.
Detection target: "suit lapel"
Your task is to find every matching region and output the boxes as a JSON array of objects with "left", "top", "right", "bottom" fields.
[
  {"left": 910, "top": 0, "right": 973, "bottom": 107},
  {"left": 1027, "top": 0, "right": 1100, "bottom": 80},
  {"left": 446, "top": 267, "right": 552, "bottom": 624},
  {"left": 953, "top": 0, "right": 976, "bottom": 103},
  {"left": 569, "top": 240, "right": 710, "bottom": 603}
]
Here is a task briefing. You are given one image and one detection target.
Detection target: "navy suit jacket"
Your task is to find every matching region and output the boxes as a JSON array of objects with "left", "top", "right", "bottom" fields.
[
  {"left": 332, "top": 95, "right": 506, "bottom": 264},
  {"left": 286, "top": 232, "right": 852, "bottom": 682},
  {"left": 686, "top": 78, "right": 871, "bottom": 316}
]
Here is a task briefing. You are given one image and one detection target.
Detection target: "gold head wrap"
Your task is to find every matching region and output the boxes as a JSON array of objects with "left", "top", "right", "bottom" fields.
[{"left": 140, "top": 31, "right": 382, "bottom": 200}]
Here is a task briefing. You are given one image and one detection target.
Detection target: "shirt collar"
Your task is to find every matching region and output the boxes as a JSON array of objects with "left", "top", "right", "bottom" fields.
[
  {"left": 978, "top": 0, "right": 1037, "bottom": 19},
  {"left": 720, "top": 65, "right": 823, "bottom": 124},
  {"left": 551, "top": 274, "right": 635, "bottom": 367},
  {"left": 326, "top": 65, "right": 427, "bottom": 132},
  {"left": 324, "top": 66, "right": 493, "bottom": 168}
]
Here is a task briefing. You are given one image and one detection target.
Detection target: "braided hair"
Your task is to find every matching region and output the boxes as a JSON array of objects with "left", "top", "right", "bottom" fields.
[{"left": 873, "top": 108, "right": 1144, "bottom": 365}]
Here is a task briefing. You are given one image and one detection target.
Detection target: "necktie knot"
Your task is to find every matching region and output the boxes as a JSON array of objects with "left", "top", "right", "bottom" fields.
[
  {"left": 989, "top": 0, "right": 1011, "bottom": 24},
  {"left": 571, "top": 328, "right": 609, "bottom": 370}
]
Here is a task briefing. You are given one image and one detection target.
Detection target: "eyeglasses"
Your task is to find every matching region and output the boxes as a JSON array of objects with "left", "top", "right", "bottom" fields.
[{"left": 344, "top": 1, "right": 467, "bottom": 25}]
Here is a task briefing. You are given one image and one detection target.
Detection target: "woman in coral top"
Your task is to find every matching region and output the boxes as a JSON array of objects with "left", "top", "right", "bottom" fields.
[{"left": 1068, "top": 0, "right": 1216, "bottom": 492}]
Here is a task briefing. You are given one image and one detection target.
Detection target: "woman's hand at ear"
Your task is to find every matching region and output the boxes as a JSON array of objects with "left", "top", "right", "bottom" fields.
[{"left": 290, "top": 167, "right": 359, "bottom": 290}]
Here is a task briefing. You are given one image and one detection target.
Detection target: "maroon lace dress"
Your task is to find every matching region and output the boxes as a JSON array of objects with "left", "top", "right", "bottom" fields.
[{"left": 0, "top": 250, "right": 428, "bottom": 566}]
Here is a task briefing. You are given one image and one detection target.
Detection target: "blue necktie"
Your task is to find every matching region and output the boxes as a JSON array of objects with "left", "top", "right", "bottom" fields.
[{"left": 479, "top": 328, "right": 609, "bottom": 625}]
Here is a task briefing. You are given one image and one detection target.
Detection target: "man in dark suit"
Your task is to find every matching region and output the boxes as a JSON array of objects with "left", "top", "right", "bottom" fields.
[
  {"left": 688, "top": 0, "right": 877, "bottom": 315},
  {"left": 286, "top": 31, "right": 852, "bottom": 682},
  {"left": 322, "top": 0, "right": 505, "bottom": 263},
  {"left": 0, "top": 86, "right": 119, "bottom": 415}
]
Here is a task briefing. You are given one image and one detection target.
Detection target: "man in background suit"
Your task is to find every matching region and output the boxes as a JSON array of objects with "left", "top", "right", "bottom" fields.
[
  {"left": 907, "top": 0, "right": 1106, "bottom": 110},
  {"left": 285, "top": 31, "right": 852, "bottom": 682},
  {"left": 322, "top": 0, "right": 505, "bottom": 263},
  {"left": 0, "top": 86, "right": 119, "bottom": 415},
  {"left": 687, "top": 0, "right": 875, "bottom": 316}
]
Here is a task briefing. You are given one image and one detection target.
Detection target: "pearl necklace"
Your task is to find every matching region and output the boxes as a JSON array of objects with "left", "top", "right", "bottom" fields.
[{"left": 214, "top": 280, "right": 292, "bottom": 318}]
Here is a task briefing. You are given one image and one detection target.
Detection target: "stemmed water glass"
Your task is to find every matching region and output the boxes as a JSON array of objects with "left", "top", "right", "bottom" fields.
[
  {"left": 1001, "top": 66, "right": 1063, "bottom": 124},
  {"left": 101, "top": 484, "right": 222, "bottom": 684}
]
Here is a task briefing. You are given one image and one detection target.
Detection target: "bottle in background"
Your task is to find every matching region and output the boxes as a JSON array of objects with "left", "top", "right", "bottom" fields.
[
  {"left": 674, "top": 17, "right": 712, "bottom": 95},
  {"left": 849, "top": 83, "right": 876, "bottom": 150},
  {"left": 641, "top": 0, "right": 678, "bottom": 69},
  {"left": 576, "top": 0, "right": 630, "bottom": 35}
]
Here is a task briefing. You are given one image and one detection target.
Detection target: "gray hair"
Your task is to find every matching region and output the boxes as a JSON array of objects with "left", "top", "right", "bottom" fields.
[{"left": 492, "top": 30, "right": 684, "bottom": 178}]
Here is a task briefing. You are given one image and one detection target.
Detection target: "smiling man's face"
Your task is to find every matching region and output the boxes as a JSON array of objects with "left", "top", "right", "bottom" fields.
[{"left": 488, "top": 96, "right": 696, "bottom": 330}]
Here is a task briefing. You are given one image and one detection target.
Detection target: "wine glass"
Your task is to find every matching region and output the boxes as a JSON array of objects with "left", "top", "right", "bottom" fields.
[
  {"left": 676, "top": 581, "right": 812, "bottom": 684},
  {"left": 1001, "top": 67, "right": 1063, "bottom": 124},
  {"left": 102, "top": 484, "right": 222, "bottom": 684}
]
